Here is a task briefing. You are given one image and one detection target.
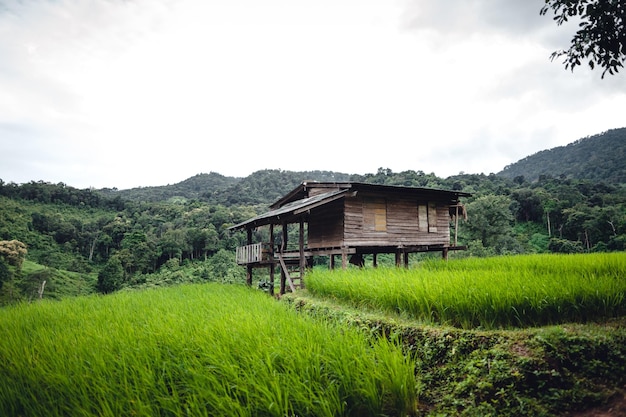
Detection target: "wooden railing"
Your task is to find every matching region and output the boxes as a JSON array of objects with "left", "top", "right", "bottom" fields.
[{"left": 235, "top": 243, "right": 272, "bottom": 265}]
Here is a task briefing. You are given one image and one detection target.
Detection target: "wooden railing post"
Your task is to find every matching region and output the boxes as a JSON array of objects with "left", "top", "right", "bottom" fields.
[{"left": 236, "top": 243, "right": 266, "bottom": 265}]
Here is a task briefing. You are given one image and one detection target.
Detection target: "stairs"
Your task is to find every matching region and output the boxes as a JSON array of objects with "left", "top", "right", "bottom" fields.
[{"left": 276, "top": 253, "right": 303, "bottom": 292}]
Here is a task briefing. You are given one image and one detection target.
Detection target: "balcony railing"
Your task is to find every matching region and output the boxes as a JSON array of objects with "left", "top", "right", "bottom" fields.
[{"left": 235, "top": 243, "right": 272, "bottom": 265}]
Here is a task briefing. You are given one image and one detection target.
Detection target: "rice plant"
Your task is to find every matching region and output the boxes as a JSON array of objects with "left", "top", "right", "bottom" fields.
[
  {"left": 0, "top": 284, "right": 417, "bottom": 417},
  {"left": 305, "top": 253, "right": 626, "bottom": 329}
]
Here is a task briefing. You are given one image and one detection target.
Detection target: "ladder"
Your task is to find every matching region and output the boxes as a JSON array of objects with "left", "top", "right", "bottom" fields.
[{"left": 276, "top": 253, "right": 302, "bottom": 293}]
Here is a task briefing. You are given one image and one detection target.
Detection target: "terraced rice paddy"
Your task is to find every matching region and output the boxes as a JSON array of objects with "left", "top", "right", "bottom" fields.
[
  {"left": 306, "top": 253, "right": 626, "bottom": 329},
  {"left": 0, "top": 284, "right": 416, "bottom": 417}
]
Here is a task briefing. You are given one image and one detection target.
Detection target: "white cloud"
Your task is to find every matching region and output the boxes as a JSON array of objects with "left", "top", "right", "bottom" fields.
[{"left": 0, "top": 0, "right": 624, "bottom": 189}]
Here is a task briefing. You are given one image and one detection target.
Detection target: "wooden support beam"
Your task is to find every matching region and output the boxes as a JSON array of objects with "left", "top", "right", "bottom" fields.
[
  {"left": 279, "top": 267, "right": 286, "bottom": 295},
  {"left": 277, "top": 253, "right": 297, "bottom": 293},
  {"left": 269, "top": 224, "right": 275, "bottom": 295},
  {"left": 373, "top": 253, "right": 378, "bottom": 268},
  {"left": 280, "top": 222, "right": 287, "bottom": 294},
  {"left": 454, "top": 204, "right": 459, "bottom": 247},
  {"left": 246, "top": 228, "right": 254, "bottom": 287},
  {"left": 299, "top": 219, "right": 306, "bottom": 289}
]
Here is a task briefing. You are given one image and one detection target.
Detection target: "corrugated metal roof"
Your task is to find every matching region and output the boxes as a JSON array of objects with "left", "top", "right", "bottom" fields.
[
  {"left": 270, "top": 181, "right": 471, "bottom": 209},
  {"left": 228, "top": 188, "right": 351, "bottom": 230}
]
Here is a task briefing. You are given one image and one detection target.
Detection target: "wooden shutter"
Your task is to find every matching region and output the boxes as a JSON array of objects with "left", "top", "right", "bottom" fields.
[
  {"left": 364, "top": 198, "right": 387, "bottom": 231},
  {"left": 428, "top": 202, "right": 438, "bottom": 233},
  {"left": 418, "top": 204, "right": 428, "bottom": 231}
]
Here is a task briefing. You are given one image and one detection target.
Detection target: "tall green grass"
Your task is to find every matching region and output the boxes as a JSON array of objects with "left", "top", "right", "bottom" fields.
[
  {"left": 0, "top": 284, "right": 417, "bottom": 417},
  {"left": 306, "top": 253, "right": 626, "bottom": 329}
]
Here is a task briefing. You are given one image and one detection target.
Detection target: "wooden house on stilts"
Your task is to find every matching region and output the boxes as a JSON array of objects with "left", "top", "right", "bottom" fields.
[{"left": 229, "top": 181, "right": 470, "bottom": 295}]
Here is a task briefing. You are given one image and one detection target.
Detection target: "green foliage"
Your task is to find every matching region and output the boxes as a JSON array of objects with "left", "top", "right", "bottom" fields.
[
  {"left": 499, "top": 128, "right": 626, "bottom": 183},
  {"left": 350, "top": 167, "right": 445, "bottom": 188},
  {"left": 0, "top": 180, "right": 125, "bottom": 210},
  {"left": 97, "top": 172, "right": 239, "bottom": 203},
  {"left": 541, "top": 0, "right": 626, "bottom": 77},
  {"left": 548, "top": 238, "right": 584, "bottom": 253},
  {"left": 96, "top": 256, "right": 124, "bottom": 294},
  {"left": 20, "top": 262, "right": 96, "bottom": 301},
  {"left": 0, "top": 259, "right": 9, "bottom": 290},
  {"left": 286, "top": 294, "right": 626, "bottom": 416},
  {"left": 206, "top": 249, "right": 246, "bottom": 283},
  {"left": 122, "top": 250, "right": 247, "bottom": 290},
  {"left": 0, "top": 260, "right": 97, "bottom": 304},
  {"left": 98, "top": 170, "right": 351, "bottom": 205},
  {"left": 306, "top": 253, "right": 626, "bottom": 329},
  {"left": 0, "top": 284, "right": 417, "bottom": 417},
  {"left": 1, "top": 136, "right": 625, "bottom": 299},
  {"left": 464, "top": 195, "right": 518, "bottom": 253}
]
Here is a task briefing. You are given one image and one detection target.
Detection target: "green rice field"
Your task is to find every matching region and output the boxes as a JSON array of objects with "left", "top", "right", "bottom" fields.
[
  {"left": 305, "top": 253, "right": 626, "bottom": 329},
  {"left": 0, "top": 284, "right": 417, "bottom": 417}
]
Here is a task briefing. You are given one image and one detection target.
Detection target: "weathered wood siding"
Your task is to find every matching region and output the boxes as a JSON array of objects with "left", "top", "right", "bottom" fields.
[
  {"left": 307, "top": 199, "right": 344, "bottom": 248},
  {"left": 307, "top": 185, "right": 342, "bottom": 197},
  {"left": 343, "top": 193, "right": 450, "bottom": 247}
]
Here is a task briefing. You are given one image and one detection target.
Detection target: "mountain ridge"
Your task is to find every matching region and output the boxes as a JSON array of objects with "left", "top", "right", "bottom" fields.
[
  {"left": 498, "top": 127, "right": 626, "bottom": 183},
  {"left": 97, "top": 127, "right": 626, "bottom": 203}
]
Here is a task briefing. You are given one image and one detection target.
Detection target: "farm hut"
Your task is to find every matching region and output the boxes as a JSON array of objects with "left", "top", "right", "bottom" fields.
[{"left": 229, "top": 181, "right": 471, "bottom": 295}]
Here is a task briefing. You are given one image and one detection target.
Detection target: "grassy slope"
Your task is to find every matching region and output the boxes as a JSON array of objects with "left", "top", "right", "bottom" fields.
[
  {"left": 304, "top": 253, "right": 626, "bottom": 330},
  {"left": 2, "top": 254, "right": 624, "bottom": 416},
  {"left": 284, "top": 290, "right": 626, "bottom": 416},
  {"left": 0, "top": 260, "right": 97, "bottom": 304},
  {"left": 0, "top": 284, "right": 417, "bottom": 417}
]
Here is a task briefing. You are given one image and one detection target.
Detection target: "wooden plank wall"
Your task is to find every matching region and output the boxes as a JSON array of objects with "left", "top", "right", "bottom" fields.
[
  {"left": 343, "top": 194, "right": 450, "bottom": 247},
  {"left": 307, "top": 199, "right": 345, "bottom": 248}
]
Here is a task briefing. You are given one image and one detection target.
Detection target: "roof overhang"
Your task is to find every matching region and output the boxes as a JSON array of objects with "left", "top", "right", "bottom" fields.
[
  {"left": 271, "top": 181, "right": 471, "bottom": 209},
  {"left": 228, "top": 189, "right": 354, "bottom": 231}
]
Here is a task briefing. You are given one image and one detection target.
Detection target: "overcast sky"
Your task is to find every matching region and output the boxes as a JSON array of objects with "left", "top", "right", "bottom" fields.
[{"left": 1, "top": 0, "right": 624, "bottom": 190}]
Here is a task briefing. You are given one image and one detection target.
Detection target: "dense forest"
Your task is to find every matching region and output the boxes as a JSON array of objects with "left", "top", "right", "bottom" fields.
[
  {"left": 0, "top": 129, "right": 625, "bottom": 303},
  {"left": 499, "top": 127, "right": 626, "bottom": 183}
]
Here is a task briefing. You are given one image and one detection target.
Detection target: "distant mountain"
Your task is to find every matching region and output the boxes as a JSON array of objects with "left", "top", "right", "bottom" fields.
[
  {"left": 97, "top": 128, "right": 626, "bottom": 203},
  {"left": 97, "top": 172, "right": 240, "bottom": 203},
  {"left": 211, "top": 169, "right": 351, "bottom": 206},
  {"left": 98, "top": 169, "right": 351, "bottom": 204},
  {"left": 498, "top": 128, "right": 626, "bottom": 183}
]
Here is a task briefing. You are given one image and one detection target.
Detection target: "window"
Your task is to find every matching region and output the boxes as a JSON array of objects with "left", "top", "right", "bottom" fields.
[
  {"left": 428, "top": 202, "right": 438, "bottom": 233},
  {"left": 364, "top": 198, "right": 387, "bottom": 231},
  {"left": 418, "top": 204, "right": 428, "bottom": 231},
  {"left": 418, "top": 202, "right": 438, "bottom": 233}
]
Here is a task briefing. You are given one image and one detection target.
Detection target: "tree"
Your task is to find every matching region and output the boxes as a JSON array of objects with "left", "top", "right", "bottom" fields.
[
  {"left": 0, "top": 240, "right": 27, "bottom": 271},
  {"left": 96, "top": 256, "right": 124, "bottom": 294},
  {"left": 541, "top": 0, "right": 626, "bottom": 77},
  {"left": 510, "top": 189, "right": 543, "bottom": 222},
  {"left": 207, "top": 249, "right": 245, "bottom": 284},
  {"left": 0, "top": 259, "right": 10, "bottom": 290},
  {"left": 465, "top": 195, "right": 514, "bottom": 249}
]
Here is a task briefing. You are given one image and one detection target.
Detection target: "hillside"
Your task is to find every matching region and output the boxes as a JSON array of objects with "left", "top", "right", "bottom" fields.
[
  {"left": 3, "top": 260, "right": 624, "bottom": 417},
  {"left": 498, "top": 127, "right": 626, "bottom": 183},
  {"left": 96, "top": 172, "right": 240, "bottom": 202},
  {"left": 94, "top": 128, "right": 626, "bottom": 205},
  {"left": 99, "top": 169, "right": 351, "bottom": 204}
]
